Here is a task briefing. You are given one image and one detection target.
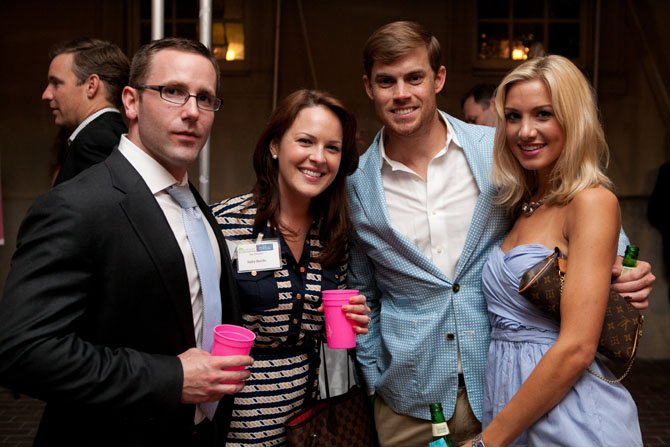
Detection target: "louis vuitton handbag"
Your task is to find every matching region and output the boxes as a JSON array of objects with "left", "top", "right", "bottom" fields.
[
  {"left": 518, "top": 247, "right": 644, "bottom": 383},
  {"left": 285, "top": 348, "right": 379, "bottom": 447}
]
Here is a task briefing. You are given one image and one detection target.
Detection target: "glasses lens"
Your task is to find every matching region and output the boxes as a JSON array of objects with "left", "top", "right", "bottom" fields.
[
  {"left": 160, "top": 87, "right": 189, "bottom": 104},
  {"left": 196, "top": 95, "right": 221, "bottom": 111},
  {"left": 196, "top": 94, "right": 214, "bottom": 111}
]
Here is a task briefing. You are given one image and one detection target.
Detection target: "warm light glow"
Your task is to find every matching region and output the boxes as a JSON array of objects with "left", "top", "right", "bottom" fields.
[
  {"left": 511, "top": 44, "right": 529, "bottom": 61},
  {"left": 212, "top": 21, "right": 245, "bottom": 61}
]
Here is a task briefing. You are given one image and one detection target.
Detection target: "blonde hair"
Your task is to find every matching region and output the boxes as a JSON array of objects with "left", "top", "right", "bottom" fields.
[{"left": 491, "top": 55, "right": 613, "bottom": 215}]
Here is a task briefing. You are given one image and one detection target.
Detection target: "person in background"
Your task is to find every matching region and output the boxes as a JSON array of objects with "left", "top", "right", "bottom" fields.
[
  {"left": 347, "top": 21, "right": 653, "bottom": 447},
  {"left": 42, "top": 37, "right": 129, "bottom": 185},
  {"left": 461, "top": 83, "right": 497, "bottom": 127},
  {"left": 648, "top": 161, "right": 670, "bottom": 301},
  {"left": 475, "top": 54, "right": 643, "bottom": 447},
  {"left": 0, "top": 38, "right": 251, "bottom": 446},
  {"left": 211, "top": 89, "right": 369, "bottom": 446}
]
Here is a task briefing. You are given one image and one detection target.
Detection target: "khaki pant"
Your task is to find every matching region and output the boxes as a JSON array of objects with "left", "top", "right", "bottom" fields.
[{"left": 374, "top": 387, "right": 481, "bottom": 447}]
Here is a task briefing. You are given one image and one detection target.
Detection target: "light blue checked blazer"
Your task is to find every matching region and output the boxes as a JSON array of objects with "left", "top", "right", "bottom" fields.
[
  {"left": 347, "top": 111, "right": 507, "bottom": 422},
  {"left": 348, "top": 111, "right": 630, "bottom": 422}
]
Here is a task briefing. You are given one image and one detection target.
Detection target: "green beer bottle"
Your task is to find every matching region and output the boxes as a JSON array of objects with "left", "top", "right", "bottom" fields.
[
  {"left": 429, "top": 403, "right": 456, "bottom": 447},
  {"left": 622, "top": 244, "right": 639, "bottom": 271}
]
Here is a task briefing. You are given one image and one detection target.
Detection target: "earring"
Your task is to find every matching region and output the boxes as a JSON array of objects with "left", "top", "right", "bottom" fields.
[{"left": 272, "top": 153, "right": 278, "bottom": 160}]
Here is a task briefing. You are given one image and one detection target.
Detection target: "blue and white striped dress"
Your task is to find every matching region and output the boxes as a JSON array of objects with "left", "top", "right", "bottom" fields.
[{"left": 211, "top": 194, "right": 347, "bottom": 446}]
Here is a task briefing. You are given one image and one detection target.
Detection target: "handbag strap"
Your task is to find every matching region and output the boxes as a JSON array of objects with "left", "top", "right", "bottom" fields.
[
  {"left": 586, "top": 320, "right": 643, "bottom": 383},
  {"left": 558, "top": 256, "right": 643, "bottom": 384}
]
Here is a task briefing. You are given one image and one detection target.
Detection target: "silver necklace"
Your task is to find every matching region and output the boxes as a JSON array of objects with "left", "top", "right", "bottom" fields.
[{"left": 520, "top": 197, "right": 547, "bottom": 217}]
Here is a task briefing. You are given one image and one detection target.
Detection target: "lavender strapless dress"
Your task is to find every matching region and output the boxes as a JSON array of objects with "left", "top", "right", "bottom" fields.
[{"left": 481, "top": 244, "right": 642, "bottom": 446}]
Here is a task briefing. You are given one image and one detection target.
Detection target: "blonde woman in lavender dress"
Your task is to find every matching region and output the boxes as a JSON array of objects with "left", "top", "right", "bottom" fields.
[{"left": 472, "top": 56, "right": 642, "bottom": 446}]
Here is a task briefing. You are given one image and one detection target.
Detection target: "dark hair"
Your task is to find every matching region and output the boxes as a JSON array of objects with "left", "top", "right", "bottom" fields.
[
  {"left": 363, "top": 21, "right": 442, "bottom": 78},
  {"left": 49, "top": 37, "right": 129, "bottom": 108},
  {"left": 251, "top": 89, "right": 359, "bottom": 267},
  {"left": 129, "top": 37, "right": 220, "bottom": 92},
  {"left": 460, "top": 83, "right": 497, "bottom": 109}
]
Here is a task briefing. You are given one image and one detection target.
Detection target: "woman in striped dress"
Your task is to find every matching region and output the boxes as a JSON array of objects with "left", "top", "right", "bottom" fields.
[{"left": 210, "top": 89, "right": 369, "bottom": 446}]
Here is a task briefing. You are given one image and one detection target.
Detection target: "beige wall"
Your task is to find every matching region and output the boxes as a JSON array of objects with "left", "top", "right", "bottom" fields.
[{"left": 2, "top": 0, "right": 669, "bottom": 357}]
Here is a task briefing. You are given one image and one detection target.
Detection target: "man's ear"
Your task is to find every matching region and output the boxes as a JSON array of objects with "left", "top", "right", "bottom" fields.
[
  {"left": 85, "top": 74, "right": 101, "bottom": 99},
  {"left": 363, "top": 75, "right": 374, "bottom": 100},
  {"left": 122, "top": 86, "right": 139, "bottom": 120},
  {"left": 434, "top": 65, "right": 447, "bottom": 94}
]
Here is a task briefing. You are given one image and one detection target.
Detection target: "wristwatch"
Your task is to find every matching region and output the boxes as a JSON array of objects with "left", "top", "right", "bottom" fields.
[{"left": 472, "top": 433, "right": 486, "bottom": 447}]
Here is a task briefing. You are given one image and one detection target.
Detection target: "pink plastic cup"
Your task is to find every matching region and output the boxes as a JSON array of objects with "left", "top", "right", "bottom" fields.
[
  {"left": 322, "top": 289, "right": 358, "bottom": 349},
  {"left": 211, "top": 324, "right": 256, "bottom": 383}
]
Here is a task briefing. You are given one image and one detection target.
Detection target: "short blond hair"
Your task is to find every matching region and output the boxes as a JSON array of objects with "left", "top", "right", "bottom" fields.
[{"left": 491, "top": 55, "right": 613, "bottom": 215}]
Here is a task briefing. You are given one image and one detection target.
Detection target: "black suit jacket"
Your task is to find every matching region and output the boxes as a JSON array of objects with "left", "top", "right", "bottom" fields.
[
  {"left": 54, "top": 111, "right": 127, "bottom": 185},
  {"left": 0, "top": 149, "right": 241, "bottom": 446}
]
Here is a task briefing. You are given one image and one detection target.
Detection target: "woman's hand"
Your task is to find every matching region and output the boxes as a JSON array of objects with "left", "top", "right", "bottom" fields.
[
  {"left": 343, "top": 294, "right": 371, "bottom": 334},
  {"left": 317, "top": 294, "right": 371, "bottom": 334}
]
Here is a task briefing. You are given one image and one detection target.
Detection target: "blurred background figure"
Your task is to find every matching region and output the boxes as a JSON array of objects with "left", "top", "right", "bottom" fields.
[
  {"left": 461, "top": 83, "right": 497, "bottom": 126},
  {"left": 42, "top": 37, "right": 129, "bottom": 185},
  {"left": 648, "top": 161, "right": 670, "bottom": 301}
]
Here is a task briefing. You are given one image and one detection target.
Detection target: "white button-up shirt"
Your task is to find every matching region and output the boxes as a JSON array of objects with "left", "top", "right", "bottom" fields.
[{"left": 380, "top": 116, "right": 479, "bottom": 280}]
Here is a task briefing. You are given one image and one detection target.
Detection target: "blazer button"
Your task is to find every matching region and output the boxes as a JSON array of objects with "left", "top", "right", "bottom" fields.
[
  {"left": 296, "top": 293, "right": 302, "bottom": 300},
  {"left": 452, "top": 283, "right": 460, "bottom": 293},
  {"left": 446, "top": 333, "right": 455, "bottom": 341},
  {"left": 292, "top": 318, "right": 299, "bottom": 325}
]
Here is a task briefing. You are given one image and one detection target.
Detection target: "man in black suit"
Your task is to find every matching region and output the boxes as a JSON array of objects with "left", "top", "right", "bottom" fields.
[
  {"left": 42, "top": 37, "right": 129, "bottom": 185},
  {"left": 0, "top": 38, "right": 252, "bottom": 446}
]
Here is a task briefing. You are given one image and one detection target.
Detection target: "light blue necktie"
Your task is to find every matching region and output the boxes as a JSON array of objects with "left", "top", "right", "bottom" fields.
[{"left": 167, "top": 184, "right": 222, "bottom": 420}]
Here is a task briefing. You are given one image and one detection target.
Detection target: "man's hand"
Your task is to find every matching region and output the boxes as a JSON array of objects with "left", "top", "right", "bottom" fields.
[
  {"left": 178, "top": 348, "right": 253, "bottom": 404},
  {"left": 611, "top": 256, "right": 655, "bottom": 310}
]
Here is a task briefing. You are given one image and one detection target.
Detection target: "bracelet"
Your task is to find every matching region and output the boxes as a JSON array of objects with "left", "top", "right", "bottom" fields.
[{"left": 472, "top": 433, "right": 486, "bottom": 447}]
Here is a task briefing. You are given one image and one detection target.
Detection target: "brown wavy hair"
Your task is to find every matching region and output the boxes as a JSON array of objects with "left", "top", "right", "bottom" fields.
[{"left": 251, "top": 89, "right": 359, "bottom": 267}]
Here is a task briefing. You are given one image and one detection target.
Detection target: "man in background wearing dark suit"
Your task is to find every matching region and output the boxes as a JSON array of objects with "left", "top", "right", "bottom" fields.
[
  {"left": 42, "top": 37, "right": 129, "bottom": 185},
  {"left": 0, "top": 38, "right": 252, "bottom": 446},
  {"left": 460, "top": 83, "right": 497, "bottom": 127}
]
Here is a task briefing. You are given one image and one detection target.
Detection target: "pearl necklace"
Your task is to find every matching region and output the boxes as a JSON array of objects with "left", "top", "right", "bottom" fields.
[{"left": 520, "top": 196, "right": 547, "bottom": 217}]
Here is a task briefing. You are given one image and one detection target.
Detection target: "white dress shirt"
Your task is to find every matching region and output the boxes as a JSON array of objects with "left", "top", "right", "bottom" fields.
[
  {"left": 118, "top": 135, "right": 221, "bottom": 423},
  {"left": 68, "top": 107, "right": 121, "bottom": 145},
  {"left": 380, "top": 116, "right": 479, "bottom": 280}
]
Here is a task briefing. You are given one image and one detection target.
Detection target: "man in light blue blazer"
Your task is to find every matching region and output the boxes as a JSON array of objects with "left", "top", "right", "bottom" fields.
[{"left": 347, "top": 21, "right": 654, "bottom": 447}]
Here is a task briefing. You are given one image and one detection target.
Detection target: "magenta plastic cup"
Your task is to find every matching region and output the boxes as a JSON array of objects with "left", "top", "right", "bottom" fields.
[
  {"left": 211, "top": 324, "right": 256, "bottom": 383},
  {"left": 322, "top": 289, "right": 358, "bottom": 349}
]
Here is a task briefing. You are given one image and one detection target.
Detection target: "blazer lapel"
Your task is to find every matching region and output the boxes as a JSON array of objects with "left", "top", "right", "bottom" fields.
[
  {"left": 446, "top": 114, "right": 498, "bottom": 278},
  {"left": 353, "top": 134, "right": 450, "bottom": 281},
  {"left": 106, "top": 150, "right": 196, "bottom": 346}
]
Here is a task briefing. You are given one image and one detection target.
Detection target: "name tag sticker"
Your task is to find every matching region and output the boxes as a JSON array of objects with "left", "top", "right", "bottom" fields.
[{"left": 237, "top": 239, "right": 281, "bottom": 272}]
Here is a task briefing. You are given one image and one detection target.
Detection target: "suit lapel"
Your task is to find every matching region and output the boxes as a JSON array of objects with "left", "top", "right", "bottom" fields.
[{"left": 105, "top": 150, "right": 196, "bottom": 346}]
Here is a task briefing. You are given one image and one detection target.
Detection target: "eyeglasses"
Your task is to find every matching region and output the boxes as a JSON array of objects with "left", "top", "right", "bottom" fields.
[{"left": 136, "top": 85, "right": 222, "bottom": 111}]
